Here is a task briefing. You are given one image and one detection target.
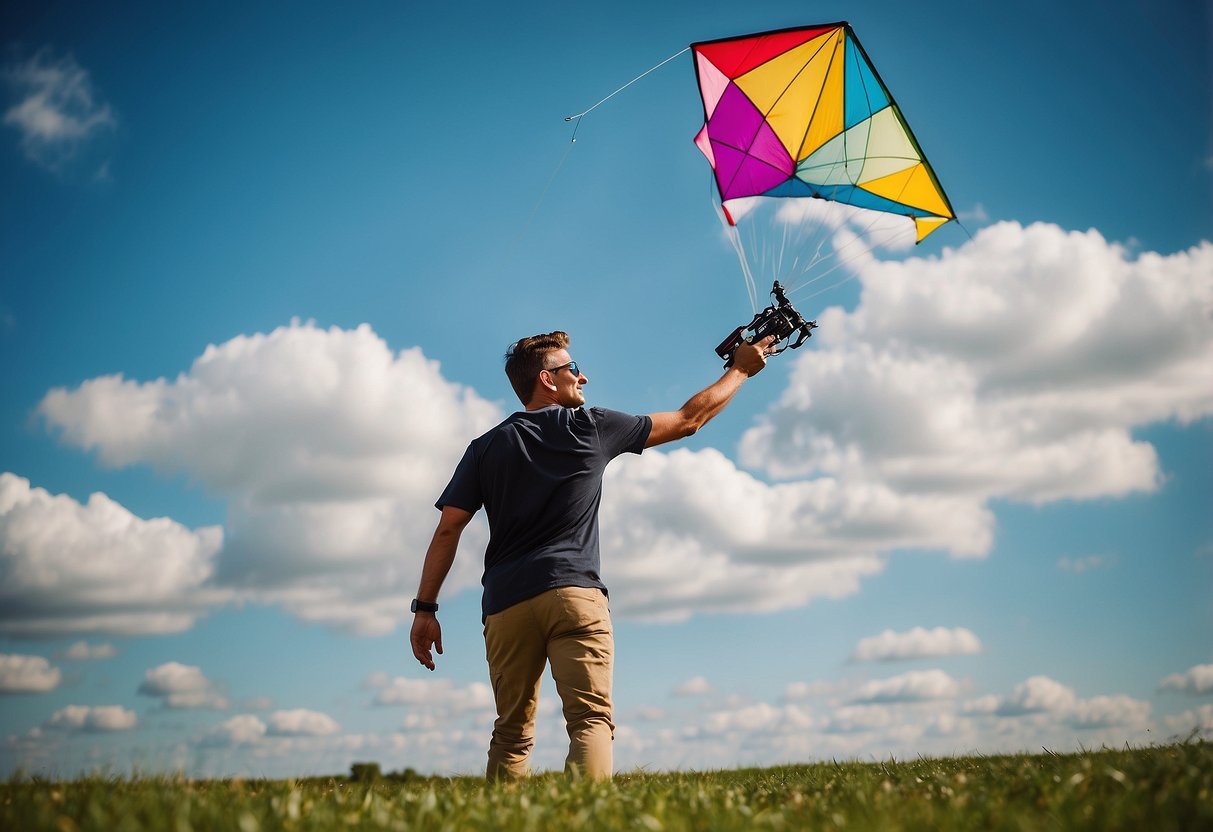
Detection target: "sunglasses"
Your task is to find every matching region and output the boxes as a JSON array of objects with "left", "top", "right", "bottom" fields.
[{"left": 545, "top": 361, "right": 580, "bottom": 378}]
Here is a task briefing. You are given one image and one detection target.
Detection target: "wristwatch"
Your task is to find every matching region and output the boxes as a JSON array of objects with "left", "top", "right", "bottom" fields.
[{"left": 411, "top": 598, "right": 439, "bottom": 613}]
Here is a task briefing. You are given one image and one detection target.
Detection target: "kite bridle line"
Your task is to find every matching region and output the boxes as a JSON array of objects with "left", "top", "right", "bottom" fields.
[
  {"left": 778, "top": 156, "right": 959, "bottom": 303},
  {"left": 729, "top": 139, "right": 957, "bottom": 306},
  {"left": 564, "top": 47, "right": 690, "bottom": 142}
]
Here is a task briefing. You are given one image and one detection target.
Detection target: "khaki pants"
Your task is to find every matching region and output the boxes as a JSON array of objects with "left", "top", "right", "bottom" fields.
[{"left": 483, "top": 586, "right": 614, "bottom": 781}]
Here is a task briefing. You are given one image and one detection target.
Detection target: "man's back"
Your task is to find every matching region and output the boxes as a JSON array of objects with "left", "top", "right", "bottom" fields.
[{"left": 437, "top": 405, "right": 650, "bottom": 619}]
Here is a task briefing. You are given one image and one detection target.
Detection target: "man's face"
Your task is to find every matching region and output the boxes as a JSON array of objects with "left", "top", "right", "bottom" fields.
[{"left": 543, "top": 348, "right": 588, "bottom": 408}]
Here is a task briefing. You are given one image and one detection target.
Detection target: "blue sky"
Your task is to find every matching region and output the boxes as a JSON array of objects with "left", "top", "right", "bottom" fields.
[{"left": 2, "top": 0, "right": 1210, "bottom": 777}]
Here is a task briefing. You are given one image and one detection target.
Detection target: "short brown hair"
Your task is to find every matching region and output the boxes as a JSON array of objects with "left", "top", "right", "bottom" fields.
[{"left": 504, "top": 331, "right": 569, "bottom": 405}]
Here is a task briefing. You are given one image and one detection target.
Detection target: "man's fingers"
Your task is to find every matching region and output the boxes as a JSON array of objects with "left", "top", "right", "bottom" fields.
[
  {"left": 410, "top": 633, "right": 435, "bottom": 670},
  {"left": 410, "top": 617, "right": 442, "bottom": 670}
]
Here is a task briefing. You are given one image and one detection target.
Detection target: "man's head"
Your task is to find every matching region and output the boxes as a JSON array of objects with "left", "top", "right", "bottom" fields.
[{"left": 504, "top": 331, "right": 588, "bottom": 409}]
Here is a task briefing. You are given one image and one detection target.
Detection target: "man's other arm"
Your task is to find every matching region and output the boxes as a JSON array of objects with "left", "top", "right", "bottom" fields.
[
  {"left": 410, "top": 505, "right": 474, "bottom": 671},
  {"left": 645, "top": 336, "right": 773, "bottom": 449}
]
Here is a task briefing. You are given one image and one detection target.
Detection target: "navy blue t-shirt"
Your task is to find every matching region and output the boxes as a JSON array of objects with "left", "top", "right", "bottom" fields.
[{"left": 436, "top": 405, "right": 651, "bottom": 620}]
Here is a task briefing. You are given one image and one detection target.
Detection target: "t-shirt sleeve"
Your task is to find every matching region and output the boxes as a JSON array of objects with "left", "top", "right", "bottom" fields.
[
  {"left": 435, "top": 444, "right": 483, "bottom": 512},
  {"left": 592, "top": 407, "right": 652, "bottom": 458}
]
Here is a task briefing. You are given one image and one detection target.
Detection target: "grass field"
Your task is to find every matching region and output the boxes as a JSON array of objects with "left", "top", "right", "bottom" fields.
[{"left": 3, "top": 741, "right": 1209, "bottom": 831}]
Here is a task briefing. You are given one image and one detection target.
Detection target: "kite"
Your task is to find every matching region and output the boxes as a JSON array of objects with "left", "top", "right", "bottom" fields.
[{"left": 692, "top": 22, "right": 955, "bottom": 244}]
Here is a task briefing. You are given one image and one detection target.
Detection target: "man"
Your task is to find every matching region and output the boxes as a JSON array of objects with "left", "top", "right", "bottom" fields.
[{"left": 410, "top": 330, "right": 773, "bottom": 780}]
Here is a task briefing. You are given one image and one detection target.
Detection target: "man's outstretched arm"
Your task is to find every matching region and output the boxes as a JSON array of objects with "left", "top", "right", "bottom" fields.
[
  {"left": 410, "top": 504, "right": 474, "bottom": 671},
  {"left": 645, "top": 336, "right": 774, "bottom": 449}
]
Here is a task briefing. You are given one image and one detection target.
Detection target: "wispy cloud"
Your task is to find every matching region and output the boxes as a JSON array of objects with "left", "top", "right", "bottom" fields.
[
  {"left": 59, "top": 641, "right": 117, "bottom": 661},
  {"left": 958, "top": 203, "right": 990, "bottom": 223},
  {"left": 1057, "top": 554, "right": 1113, "bottom": 574},
  {"left": 3, "top": 48, "right": 116, "bottom": 173},
  {"left": 672, "top": 676, "right": 714, "bottom": 698}
]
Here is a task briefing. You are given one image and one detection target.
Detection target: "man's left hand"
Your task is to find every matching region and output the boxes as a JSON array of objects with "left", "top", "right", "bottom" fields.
[{"left": 410, "top": 613, "right": 443, "bottom": 671}]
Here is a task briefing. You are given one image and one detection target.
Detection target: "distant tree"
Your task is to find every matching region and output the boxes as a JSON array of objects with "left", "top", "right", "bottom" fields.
[
  {"left": 388, "top": 767, "right": 420, "bottom": 783},
  {"left": 349, "top": 762, "right": 382, "bottom": 782}
]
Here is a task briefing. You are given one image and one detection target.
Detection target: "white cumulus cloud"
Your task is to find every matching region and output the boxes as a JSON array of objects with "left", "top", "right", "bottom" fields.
[
  {"left": 851, "top": 627, "right": 982, "bottom": 662},
  {"left": 371, "top": 676, "right": 493, "bottom": 716},
  {"left": 852, "top": 669, "right": 962, "bottom": 703},
  {"left": 0, "top": 654, "right": 62, "bottom": 693},
  {"left": 0, "top": 472, "right": 225, "bottom": 636},
  {"left": 38, "top": 320, "right": 498, "bottom": 502},
  {"left": 741, "top": 223, "right": 1213, "bottom": 513},
  {"left": 993, "top": 675, "right": 1079, "bottom": 716},
  {"left": 601, "top": 447, "right": 967, "bottom": 622},
  {"left": 672, "top": 676, "right": 714, "bottom": 697},
  {"left": 45, "top": 705, "right": 137, "bottom": 733},
  {"left": 138, "top": 662, "right": 228, "bottom": 709},
  {"left": 1069, "top": 695, "right": 1151, "bottom": 729},
  {"left": 697, "top": 702, "right": 813, "bottom": 736},
  {"left": 267, "top": 709, "right": 340, "bottom": 736},
  {"left": 963, "top": 674, "right": 1151, "bottom": 731},
  {"left": 822, "top": 704, "right": 898, "bottom": 735},
  {"left": 38, "top": 320, "right": 498, "bottom": 635},
  {"left": 783, "top": 680, "right": 848, "bottom": 701},
  {"left": 202, "top": 714, "right": 267, "bottom": 747},
  {"left": 1159, "top": 663, "right": 1213, "bottom": 696}
]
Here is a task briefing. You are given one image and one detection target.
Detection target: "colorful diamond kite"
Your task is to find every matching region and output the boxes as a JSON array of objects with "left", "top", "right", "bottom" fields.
[{"left": 692, "top": 22, "right": 955, "bottom": 242}]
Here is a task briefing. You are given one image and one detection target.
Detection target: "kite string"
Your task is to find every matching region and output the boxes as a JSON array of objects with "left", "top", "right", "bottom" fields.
[
  {"left": 564, "top": 47, "right": 690, "bottom": 141},
  {"left": 498, "top": 139, "right": 577, "bottom": 266},
  {"left": 725, "top": 222, "right": 760, "bottom": 313}
]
